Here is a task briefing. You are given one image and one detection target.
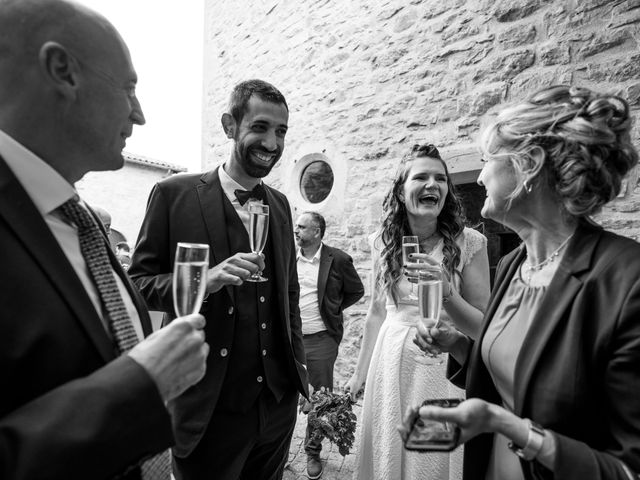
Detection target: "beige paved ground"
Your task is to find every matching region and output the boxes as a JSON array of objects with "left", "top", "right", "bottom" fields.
[{"left": 283, "top": 403, "right": 362, "bottom": 480}]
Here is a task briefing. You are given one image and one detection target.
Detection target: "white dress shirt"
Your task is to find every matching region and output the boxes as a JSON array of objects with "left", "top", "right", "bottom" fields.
[
  {"left": 0, "top": 129, "right": 144, "bottom": 341},
  {"left": 297, "top": 244, "right": 326, "bottom": 335},
  {"left": 218, "top": 163, "right": 265, "bottom": 235}
]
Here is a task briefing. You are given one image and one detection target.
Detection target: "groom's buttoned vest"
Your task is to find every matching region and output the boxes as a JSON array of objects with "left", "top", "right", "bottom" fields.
[{"left": 215, "top": 195, "right": 292, "bottom": 412}]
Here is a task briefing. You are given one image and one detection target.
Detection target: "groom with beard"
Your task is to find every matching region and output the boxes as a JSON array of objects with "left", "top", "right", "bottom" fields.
[{"left": 129, "top": 79, "right": 308, "bottom": 480}]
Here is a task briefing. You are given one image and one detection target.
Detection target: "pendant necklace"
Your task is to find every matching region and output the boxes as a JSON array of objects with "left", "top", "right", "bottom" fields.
[{"left": 523, "top": 233, "right": 574, "bottom": 284}]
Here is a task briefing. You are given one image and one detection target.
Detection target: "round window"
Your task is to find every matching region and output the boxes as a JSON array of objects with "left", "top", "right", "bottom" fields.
[{"left": 299, "top": 158, "right": 334, "bottom": 204}]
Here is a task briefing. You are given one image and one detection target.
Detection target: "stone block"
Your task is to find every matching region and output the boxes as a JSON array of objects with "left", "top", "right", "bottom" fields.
[
  {"left": 539, "top": 42, "right": 571, "bottom": 66},
  {"left": 442, "top": 16, "right": 481, "bottom": 44},
  {"left": 492, "top": 0, "right": 544, "bottom": 22},
  {"left": 576, "top": 29, "right": 633, "bottom": 60},
  {"left": 394, "top": 12, "right": 417, "bottom": 32},
  {"left": 466, "top": 83, "right": 507, "bottom": 115},
  {"left": 498, "top": 24, "right": 537, "bottom": 49},
  {"left": 473, "top": 48, "right": 535, "bottom": 82},
  {"left": 586, "top": 53, "right": 640, "bottom": 82},
  {"left": 509, "top": 68, "right": 573, "bottom": 99}
]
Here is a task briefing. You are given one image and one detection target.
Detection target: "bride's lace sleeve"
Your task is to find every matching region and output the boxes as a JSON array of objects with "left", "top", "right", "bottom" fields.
[{"left": 461, "top": 227, "right": 488, "bottom": 267}]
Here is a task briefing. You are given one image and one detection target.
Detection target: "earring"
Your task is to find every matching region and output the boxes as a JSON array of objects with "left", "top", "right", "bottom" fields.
[{"left": 523, "top": 179, "right": 533, "bottom": 194}]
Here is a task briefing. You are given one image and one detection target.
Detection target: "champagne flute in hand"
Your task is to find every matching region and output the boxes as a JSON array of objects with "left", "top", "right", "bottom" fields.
[
  {"left": 416, "top": 266, "right": 444, "bottom": 365},
  {"left": 247, "top": 202, "right": 269, "bottom": 282},
  {"left": 173, "top": 242, "right": 209, "bottom": 316},
  {"left": 402, "top": 236, "right": 420, "bottom": 299}
]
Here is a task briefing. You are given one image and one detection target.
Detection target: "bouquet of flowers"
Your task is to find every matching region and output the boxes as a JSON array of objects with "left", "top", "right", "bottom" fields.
[{"left": 302, "top": 387, "right": 357, "bottom": 456}]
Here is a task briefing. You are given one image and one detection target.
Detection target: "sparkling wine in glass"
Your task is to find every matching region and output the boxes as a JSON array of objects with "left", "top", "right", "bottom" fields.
[
  {"left": 247, "top": 202, "right": 269, "bottom": 282},
  {"left": 402, "top": 235, "right": 420, "bottom": 299},
  {"left": 173, "top": 242, "right": 209, "bottom": 317},
  {"left": 416, "top": 267, "right": 444, "bottom": 365}
]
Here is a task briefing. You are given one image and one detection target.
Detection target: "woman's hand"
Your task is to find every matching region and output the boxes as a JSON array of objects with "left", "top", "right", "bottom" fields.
[
  {"left": 399, "top": 398, "right": 498, "bottom": 445},
  {"left": 414, "top": 318, "right": 462, "bottom": 355},
  {"left": 404, "top": 253, "right": 452, "bottom": 292},
  {"left": 344, "top": 373, "right": 365, "bottom": 401}
]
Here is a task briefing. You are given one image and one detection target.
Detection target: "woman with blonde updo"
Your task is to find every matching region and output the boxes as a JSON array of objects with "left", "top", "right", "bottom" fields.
[{"left": 403, "top": 85, "right": 640, "bottom": 479}]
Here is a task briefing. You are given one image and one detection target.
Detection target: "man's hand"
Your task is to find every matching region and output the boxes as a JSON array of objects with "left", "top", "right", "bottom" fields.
[
  {"left": 128, "top": 314, "right": 209, "bottom": 402},
  {"left": 206, "top": 252, "right": 264, "bottom": 293}
]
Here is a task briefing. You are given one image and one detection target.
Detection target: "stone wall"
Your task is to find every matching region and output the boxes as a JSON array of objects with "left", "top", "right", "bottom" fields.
[{"left": 203, "top": 0, "right": 640, "bottom": 385}]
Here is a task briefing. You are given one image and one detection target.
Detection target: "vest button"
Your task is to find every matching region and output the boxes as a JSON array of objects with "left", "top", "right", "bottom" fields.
[
  {"left": 220, "top": 348, "right": 228, "bottom": 357},
  {"left": 259, "top": 296, "right": 265, "bottom": 303},
  {"left": 262, "top": 349, "right": 267, "bottom": 356},
  {"left": 257, "top": 376, "right": 263, "bottom": 383},
  {"left": 227, "top": 306, "right": 234, "bottom": 315},
  {"left": 261, "top": 323, "right": 267, "bottom": 330}
]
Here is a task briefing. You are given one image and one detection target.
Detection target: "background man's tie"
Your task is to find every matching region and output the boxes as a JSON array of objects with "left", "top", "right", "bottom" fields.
[{"left": 59, "top": 198, "right": 171, "bottom": 479}]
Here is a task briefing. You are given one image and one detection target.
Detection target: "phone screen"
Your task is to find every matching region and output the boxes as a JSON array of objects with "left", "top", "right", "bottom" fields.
[{"left": 403, "top": 398, "right": 462, "bottom": 452}]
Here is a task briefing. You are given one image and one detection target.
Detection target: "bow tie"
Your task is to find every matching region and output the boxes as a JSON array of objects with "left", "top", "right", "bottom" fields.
[{"left": 234, "top": 183, "right": 266, "bottom": 206}]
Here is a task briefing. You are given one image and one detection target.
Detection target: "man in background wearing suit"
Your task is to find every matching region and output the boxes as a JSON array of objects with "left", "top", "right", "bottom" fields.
[
  {"left": 0, "top": 1, "right": 208, "bottom": 479},
  {"left": 294, "top": 211, "right": 364, "bottom": 479},
  {"left": 129, "top": 79, "right": 308, "bottom": 480}
]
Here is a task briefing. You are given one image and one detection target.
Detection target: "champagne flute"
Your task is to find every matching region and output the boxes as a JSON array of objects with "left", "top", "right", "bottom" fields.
[
  {"left": 402, "top": 235, "right": 420, "bottom": 299},
  {"left": 247, "top": 202, "right": 269, "bottom": 282},
  {"left": 416, "top": 266, "right": 444, "bottom": 365},
  {"left": 173, "top": 242, "right": 209, "bottom": 317}
]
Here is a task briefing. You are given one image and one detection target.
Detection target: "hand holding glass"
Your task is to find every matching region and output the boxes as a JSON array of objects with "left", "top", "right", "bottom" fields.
[
  {"left": 247, "top": 202, "right": 269, "bottom": 282},
  {"left": 173, "top": 242, "right": 209, "bottom": 317},
  {"left": 416, "top": 267, "right": 444, "bottom": 365}
]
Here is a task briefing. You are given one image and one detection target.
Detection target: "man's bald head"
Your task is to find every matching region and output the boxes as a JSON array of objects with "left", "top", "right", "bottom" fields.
[
  {"left": 0, "top": 0, "right": 145, "bottom": 183},
  {"left": 0, "top": 0, "right": 120, "bottom": 81}
]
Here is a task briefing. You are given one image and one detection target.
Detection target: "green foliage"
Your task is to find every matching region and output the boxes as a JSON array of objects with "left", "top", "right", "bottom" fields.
[{"left": 305, "top": 388, "right": 357, "bottom": 457}]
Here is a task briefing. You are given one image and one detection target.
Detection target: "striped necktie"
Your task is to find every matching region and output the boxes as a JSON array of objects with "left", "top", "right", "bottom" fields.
[{"left": 59, "top": 198, "right": 171, "bottom": 479}]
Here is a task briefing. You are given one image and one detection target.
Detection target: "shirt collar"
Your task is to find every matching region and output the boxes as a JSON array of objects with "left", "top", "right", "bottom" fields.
[
  {"left": 218, "top": 163, "right": 263, "bottom": 205},
  {"left": 297, "top": 243, "right": 323, "bottom": 263},
  {"left": 0, "top": 129, "right": 76, "bottom": 215}
]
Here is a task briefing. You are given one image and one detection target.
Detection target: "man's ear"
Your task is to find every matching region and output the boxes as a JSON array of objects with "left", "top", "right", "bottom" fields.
[
  {"left": 221, "top": 113, "right": 236, "bottom": 139},
  {"left": 38, "top": 41, "right": 79, "bottom": 98}
]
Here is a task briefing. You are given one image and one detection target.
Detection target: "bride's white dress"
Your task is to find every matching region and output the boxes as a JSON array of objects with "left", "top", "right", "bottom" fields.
[{"left": 354, "top": 227, "right": 486, "bottom": 480}]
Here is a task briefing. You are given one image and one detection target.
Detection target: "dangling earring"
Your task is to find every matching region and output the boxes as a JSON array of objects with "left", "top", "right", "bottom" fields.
[{"left": 523, "top": 179, "right": 533, "bottom": 194}]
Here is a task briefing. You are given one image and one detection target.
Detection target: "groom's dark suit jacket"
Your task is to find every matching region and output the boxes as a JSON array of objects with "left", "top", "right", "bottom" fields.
[
  {"left": 0, "top": 157, "right": 173, "bottom": 480},
  {"left": 129, "top": 167, "right": 308, "bottom": 457}
]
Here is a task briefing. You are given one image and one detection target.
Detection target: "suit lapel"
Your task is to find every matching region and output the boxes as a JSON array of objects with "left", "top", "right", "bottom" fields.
[
  {"left": 512, "top": 222, "right": 598, "bottom": 414},
  {"left": 196, "top": 167, "right": 234, "bottom": 303},
  {"left": 265, "top": 186, "right": 287, "bottom": 294},
  {"left": 317, "top": 245, "right": 333, "bottom": 307},
  {"left": 0, "top": 158, "right": 115, "bottom": 362}
]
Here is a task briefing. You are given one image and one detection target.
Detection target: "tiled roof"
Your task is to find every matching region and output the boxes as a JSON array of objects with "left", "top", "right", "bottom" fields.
[{"left": 123, "top": 151, "right": 188, "bottom": 173}]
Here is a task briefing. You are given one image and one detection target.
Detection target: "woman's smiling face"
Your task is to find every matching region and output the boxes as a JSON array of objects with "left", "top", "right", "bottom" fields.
[{"left": 401, "top": 156, "right": 449, "bottom": 219}]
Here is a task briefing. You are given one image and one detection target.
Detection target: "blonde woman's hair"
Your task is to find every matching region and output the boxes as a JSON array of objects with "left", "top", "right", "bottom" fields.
[{"left": 480, "top": 85, "right": 638, "bottom": 217}]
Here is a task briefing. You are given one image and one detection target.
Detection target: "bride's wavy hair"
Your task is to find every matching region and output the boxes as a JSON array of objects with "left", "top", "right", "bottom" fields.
[{"left": 376, "top": 144, "right": 466, "bottom": 306}]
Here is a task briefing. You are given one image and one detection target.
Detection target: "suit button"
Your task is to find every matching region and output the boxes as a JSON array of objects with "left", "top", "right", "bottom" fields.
[
  {"left": 262, "top": 349, "right": 267, "bottom": 356},
  {"left": 228, "top": 306, "right": 234, "bottom": 315},
  {"left": 261, "top": 323, "right": 267, "bottom": 330},
  {"left": 220, "top": 348, "right": 228, "bottom": 357},
  {"left": 257, "top": 376, "right": 263, "bottom": 383},
  {"left": 259, "top": 296, "right": 265, "bottom": 303}
]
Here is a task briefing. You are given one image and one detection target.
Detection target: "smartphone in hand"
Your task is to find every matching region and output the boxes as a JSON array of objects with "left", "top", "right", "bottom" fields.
[{"left": 403, "top": 398, "right": 462, "bottom": 452}]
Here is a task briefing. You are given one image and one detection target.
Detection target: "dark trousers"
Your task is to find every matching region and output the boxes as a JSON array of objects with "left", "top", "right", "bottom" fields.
[
  {"left": 173, "top": 389, "right": 298, "bottom": 480},
  {"left": 303, "top": 331, "right": 339, "bottom": 457}
]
